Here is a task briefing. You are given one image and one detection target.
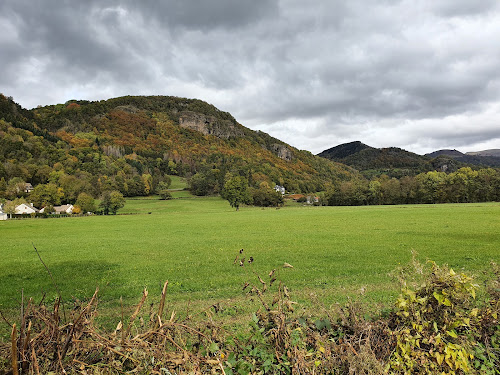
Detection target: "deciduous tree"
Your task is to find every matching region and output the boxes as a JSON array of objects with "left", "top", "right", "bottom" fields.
[
  {"left": 29, "top": 183, "right": 64, "bottom": 207},
  {"left": 99, "top": 190, "right": 125, "bottom": 215},
  {"left": 75, "top": 192, "right": 96, "bottom": 213},
  {"left": 222, "top": 176, "right": 252, "bottom": 211}
]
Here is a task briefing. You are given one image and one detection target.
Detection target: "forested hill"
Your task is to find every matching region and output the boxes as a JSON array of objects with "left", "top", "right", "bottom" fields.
[
  {"left": 426, "top": 149, "right": 500, "bottom": 168},
  {"left": 318, "top": 141, "right": 473, "bottom": 178},
  {"left": 0, "top": 94, "right": 357, "bottom": 202}
]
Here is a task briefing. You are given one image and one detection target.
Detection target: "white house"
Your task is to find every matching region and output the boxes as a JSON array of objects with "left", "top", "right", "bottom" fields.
[
  {"left": 274, "top": 185, "right": 286, "bottom": 195},
  {"left": 0, "top": 204, "right": 9, "bottom": 219},
  {"left": 24, "top": 183, "right": 34, "bottom": 193},
  {"left": 15, "top": 203, "right": 39, "bottom": 214},
  {"left": 306, "top": 195, "right": 320, "bottom": 204},
  {"left": 54, "top": 204, "right": 74, "bottom": 214}
]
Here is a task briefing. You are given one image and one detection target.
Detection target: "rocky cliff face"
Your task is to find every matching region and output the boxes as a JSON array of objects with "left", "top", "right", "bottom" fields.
[
  {"left": 179, "top": 111, "right": 244, "bottom": 139},
  {"left": 271, "top": 143, "right": 293, "bottom": 161}
]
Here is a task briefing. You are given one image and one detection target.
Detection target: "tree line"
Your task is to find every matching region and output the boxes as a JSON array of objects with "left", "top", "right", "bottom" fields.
[{"left": 320, "top": 167, "right": 500, "bottom": 206}]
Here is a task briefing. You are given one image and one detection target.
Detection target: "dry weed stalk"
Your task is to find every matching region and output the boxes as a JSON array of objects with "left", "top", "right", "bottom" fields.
[
  {"left": 0, "top": 282, "right": 228, "bottom": 374},
  {"left": 1, "top": 251, "right": 497, "bottom": 374}
]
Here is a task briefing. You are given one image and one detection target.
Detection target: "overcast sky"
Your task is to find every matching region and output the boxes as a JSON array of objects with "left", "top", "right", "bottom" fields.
[{"left": 1, "top": 1, "right": 500, "bottom": 155}]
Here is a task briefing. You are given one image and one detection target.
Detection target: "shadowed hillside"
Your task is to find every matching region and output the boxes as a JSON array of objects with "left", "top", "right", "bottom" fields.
[
  {"left": 427, "top": 149, "right": 500, "bottom": 168},
  {"left": 318, "top": 141, "right": 437, "bottom": 178}
]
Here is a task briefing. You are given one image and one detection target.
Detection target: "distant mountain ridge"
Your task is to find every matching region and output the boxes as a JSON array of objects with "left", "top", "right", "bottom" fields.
[
  {"left": 318, "top": 141, "right": 437, "bottom": 177},
  {"left": 317, "top": 141, "right": 373, "bottom": 159},
  {"left": 318, "top": 142, "right": 500, "bottom": 177},
  {"left": 426, "top": 149, "right": 464, "bottom": 158},
  {"left": 466, "top": 149, "right": 500, "bottom": 157},
  {"left": 426, "top": 149, "right": 500, "bottom": 168}
]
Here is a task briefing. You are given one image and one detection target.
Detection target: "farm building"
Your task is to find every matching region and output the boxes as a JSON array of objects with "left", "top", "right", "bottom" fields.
[{"left": 288, "top": 194, "right": 305, "bottom": 201}]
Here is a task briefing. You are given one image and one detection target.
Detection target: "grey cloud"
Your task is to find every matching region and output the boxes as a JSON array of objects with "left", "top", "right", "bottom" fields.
[
  {"left": 1, "top": 0, "right": 499, "bottom": 153},
  {"left": 130, "top": 0, "right": 279, "bottom": 32},
  {"left": 432, "top": 0, "right": 499, "bottom": 17}
]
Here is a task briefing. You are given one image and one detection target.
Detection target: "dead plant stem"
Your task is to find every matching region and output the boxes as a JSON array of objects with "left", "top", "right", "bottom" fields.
[{"left": 11, "top": 323, "right": 19, "bottom": 375}]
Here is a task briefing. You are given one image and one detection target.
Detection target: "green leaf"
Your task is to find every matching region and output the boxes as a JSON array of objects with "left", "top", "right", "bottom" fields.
[
  {"left": 433, "top": 291, "right": 444, "bottom": 304},
  {"left": 252, "top": 313, "right": 259, "bottom": 324},
  {"left": 447, "top": 330, "right": 458, "bottom": 338},
  {"left": 209, "top": 342, "right": 220, "bottom": 353}
]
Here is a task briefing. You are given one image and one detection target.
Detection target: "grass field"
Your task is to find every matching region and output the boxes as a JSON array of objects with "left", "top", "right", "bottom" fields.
[
  {"left": 1, "top": 197, "right": 499, "bottom": 330},
  {"left": 166, "top": 175, "right": 189, "bottom": 191}
]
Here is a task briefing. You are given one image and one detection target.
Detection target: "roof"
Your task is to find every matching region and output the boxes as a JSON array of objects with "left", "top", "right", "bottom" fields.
[
  {"left": 54, "top": 204, "right": 74, "bottom": 213},
  {"left": 15, "top": 203, "right": 39, "bottom": 213},
  {"left": 288, "top": 194, "right": 305, "bottom": 200}
]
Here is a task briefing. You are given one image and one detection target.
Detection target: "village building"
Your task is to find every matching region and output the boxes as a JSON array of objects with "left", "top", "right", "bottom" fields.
[
  {"left": 288, "top": 194, "right": 305, "bottom": 201},
  {"left": 274, "top": 185, "right": 286, "bottom": 195},
  {"left": 54, "top": 204, "right": 74, "bottom": 214},
  {"left": 306, "top": 195, "right": 320, "bottom": 204},
  {"left": 15, "top": 203, "right": 39, "bottom": 214},
  {"left": 0, "top": 206, "right": 7, "bottom": 220},
  {"left": 24, "top": 183, "right": 34, "bottom": 193},
  {"left": 40, "top": 204, "right": 74, "bottom": 214}
]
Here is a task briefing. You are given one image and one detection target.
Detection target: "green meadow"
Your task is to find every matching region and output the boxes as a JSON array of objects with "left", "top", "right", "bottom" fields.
[{"left": 0, "top": 196, "right": 499, "bottom": 325}]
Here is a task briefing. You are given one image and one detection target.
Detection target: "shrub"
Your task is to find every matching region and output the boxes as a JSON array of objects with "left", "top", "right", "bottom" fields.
[{"left": 389, "top": 261, "right": 499, "bottom": 374}]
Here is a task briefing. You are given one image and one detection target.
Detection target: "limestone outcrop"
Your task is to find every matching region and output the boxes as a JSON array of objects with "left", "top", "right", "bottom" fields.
[
  {"left": 271, "top": 143, "right": 293, "bottom": 161},
  {"left": 179, "top": 111, "right": 244, "bottom": 139}
]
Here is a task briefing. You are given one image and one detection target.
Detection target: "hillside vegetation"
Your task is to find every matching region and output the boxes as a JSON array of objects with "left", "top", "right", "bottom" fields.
[
  {"left": 316, "top": 141, "right": 500, "bottom": 206},
  {"left": 2, "top": 94, "right": 500, "bottom": 209},
  {"left": 427, "top": 149, "right": 500, "bottom": 168},
  {"left": 0, "top": 94, "right": 356, "bottom": 206},
  {"left": 318, "top": 141, "right": 459, "bottom": 178}
]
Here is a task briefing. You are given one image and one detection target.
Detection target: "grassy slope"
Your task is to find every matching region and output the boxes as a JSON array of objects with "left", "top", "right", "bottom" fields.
[{"left": 1, "top": 199, "right": 498, "bottom": 318}]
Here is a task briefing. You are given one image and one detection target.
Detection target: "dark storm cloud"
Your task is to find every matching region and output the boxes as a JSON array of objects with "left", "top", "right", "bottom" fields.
[
  {"left": 130, "top": 0, "right": 278, "bottom": 31},
  {"left": 0, "top": 1, "right": 150, "bottom": 91},
  {"left": 1, "top": 0, "right": 499, "bottom": 154}
]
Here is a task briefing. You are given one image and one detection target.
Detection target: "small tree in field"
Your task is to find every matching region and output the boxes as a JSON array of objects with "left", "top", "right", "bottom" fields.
[
  {"left": 99, "top": 190, "right": 125, "bottom": 215},
  {"left": 75, "top": 192, "right": 96, "bottom": 213},
  {"left": 222, "top": 176, "right": 252, "bottom": 211}
]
